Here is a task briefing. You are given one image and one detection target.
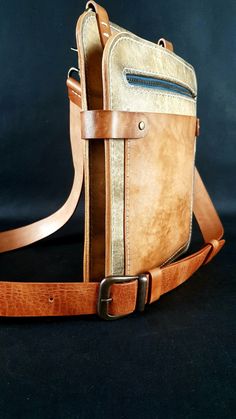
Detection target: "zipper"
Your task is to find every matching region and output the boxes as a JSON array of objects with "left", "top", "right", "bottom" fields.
[{"left": 126, "top": 73, "right": 195, "bottom": 98}]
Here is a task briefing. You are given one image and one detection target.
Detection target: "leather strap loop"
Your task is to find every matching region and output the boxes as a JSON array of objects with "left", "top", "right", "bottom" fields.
[
  {"left": 80, "top": 110, "right": 149, "bottom": 139},
  {"left": 86, "top": 1, "right": 111, "bottom": 47},
  {"left": 148, "top": 268, "right": 162, "bottom": 303},
  {"left": 81, "top": 110, "right": 200, "bottom": 141},
  {"left": 203, "top": 239, "right": 223, "bottom": 265},
  {"left": 67, "top": 77, "right": 82, "bottom": 108},
  {"left": 157, "top": 38, "right": 174, "bottom": 52}
]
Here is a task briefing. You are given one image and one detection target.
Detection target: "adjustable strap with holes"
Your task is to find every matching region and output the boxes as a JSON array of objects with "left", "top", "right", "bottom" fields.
[{"left": 0, "top": 74, "right": 225, "bottom": 318}]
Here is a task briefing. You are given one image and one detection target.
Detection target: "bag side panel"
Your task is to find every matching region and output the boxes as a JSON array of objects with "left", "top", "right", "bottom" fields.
[
  {"left": 77, "top": 11, "right": 105, "bottom": 281},
  {"left": 76, "top": 12, "right": 122, "bottom": 281}
]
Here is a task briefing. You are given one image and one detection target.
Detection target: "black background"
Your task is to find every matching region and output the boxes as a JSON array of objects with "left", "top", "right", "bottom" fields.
[{"left": 0, "top": 1, "right": 235, "bottom": 418}]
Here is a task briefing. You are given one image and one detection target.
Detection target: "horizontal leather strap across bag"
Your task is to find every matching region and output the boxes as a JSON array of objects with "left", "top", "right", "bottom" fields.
[{"left": 0, "top": 1, "right": 225, "bottom": 320}]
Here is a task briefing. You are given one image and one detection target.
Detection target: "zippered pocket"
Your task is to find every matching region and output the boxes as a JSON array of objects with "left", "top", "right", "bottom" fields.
[{"left": 126, "top": 73, "right": 196, "bottom": 98}]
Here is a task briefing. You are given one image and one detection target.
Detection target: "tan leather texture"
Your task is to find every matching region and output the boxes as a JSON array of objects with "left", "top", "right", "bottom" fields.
[
  {"left": 0, "top": 99, "right": 83, "bottom": 253},
  {"left": 157, "top": 38, "right": 174, "bottom": 52},
  {"left": 76, "top": 9, "right": 126, "bottom": 282},
  {"left": 0, "top": 1, "right": 225, "bottom": 318},
  {"left": 81, "top": 110, "right": 149, "bottom": 139},
  {"left": 102, "top": 30, "right": 197, "bottom": 276},
  {"left": 77, "top": 10, "right": 105, "bottom": 282},
  {"left": 86, "top": 1, "right": 111, "bottom": 48},
  {"left": 80, "top": 109, "right": 197, "bottom": 274},
  {"left": 67, "top": 77, "right": 82, "bottom": 107},
  {"left": 124, "top": 113, "right": 197, "bottom": 274}
]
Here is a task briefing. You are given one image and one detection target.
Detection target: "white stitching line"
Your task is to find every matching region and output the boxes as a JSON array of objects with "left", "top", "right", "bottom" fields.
[
  {"left": 109, "top": 33, "right": 197, "bottom": 274},
  {"left": 85, "top": 14, "right": 197, "bottom": 274},
  {"left": 160, "top": 136, "right": 197, "bottom": 267},
  {"left": 110, "top": 23, "right": 196, "bottom": 83},
  {"left": 111, "top": 133, "right": 114, "bottom": 272},
  {"left": 83, "top": 15, "right": 197, "bottom": 274},
  {"left": 84, "top": 16, "right": 196, "bottom": 273},
  {"left": 126, "top": 140, "right": 131, "bottom": 273},
  {"left": 82, "top": 16, "right": 91, "bottom": 273},
  {"left": 82, "top": 14, "right": 99, "bottom": 275},
  {"left": 87, "top": 13, "right": 195, "bottom": 76},
  {"left": 81, "top": 15, "right": 92, "bottom": 278},
  {"left": 110, "top": 34, "right": 196, "bottom": 75},
  {"left": 84, "top": 15, "right": 123, "bottom": 274},
  {"left": 82, "top": 15, "right": 124, "bottom": 275},
  {"left": 83, "top": 16, "right": 94, "bottom": 99},
  {"left": 71, "top": 90, "right": 81, "bottom": 98},
  {"left": 107, "top": 28, "right": 198, "bottom": 273}
]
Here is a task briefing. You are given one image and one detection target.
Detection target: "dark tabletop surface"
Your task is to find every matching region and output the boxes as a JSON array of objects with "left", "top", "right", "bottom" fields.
[
  {"left": 0, "top": 214, "right": 234, "bottom": 419},
  {"left": 0, "top": 1, "right": 235, "bottom": 417}
]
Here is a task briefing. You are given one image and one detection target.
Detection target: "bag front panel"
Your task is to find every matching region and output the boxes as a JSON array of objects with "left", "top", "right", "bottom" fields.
[{"left": 103, "top": 32, "right": 197, "bottom": 275}]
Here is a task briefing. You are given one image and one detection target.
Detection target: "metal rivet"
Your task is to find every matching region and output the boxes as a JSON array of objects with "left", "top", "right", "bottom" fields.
[{"left": 138, "top": 121, "right": 145, "bottom": 130}]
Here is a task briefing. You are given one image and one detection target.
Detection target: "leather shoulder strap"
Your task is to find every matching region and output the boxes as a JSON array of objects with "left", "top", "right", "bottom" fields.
[
  {"left": 148, "top": 168, "right": 225, "bottom": 303},
  {"left": 0, "top": 78, "right": 83, "bottom": 253},
  {"left": 0, "top": 81, "right": 225, "bottom": 317}
]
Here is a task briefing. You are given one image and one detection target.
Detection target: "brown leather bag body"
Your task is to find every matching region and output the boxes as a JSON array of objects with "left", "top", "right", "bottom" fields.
[{"left": 0, "top": 1, "right": 225, "bottom": 319}]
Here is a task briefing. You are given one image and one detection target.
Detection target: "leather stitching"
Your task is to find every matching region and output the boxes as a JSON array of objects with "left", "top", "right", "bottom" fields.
[
  {"left": 160, "top": 139, "right": 197, "bottom": 267},
  {"left": 109, "top": 35, "right": 196, "bottom": 84},
  {"left": 108, "top": 34, "right": 197, "bottom": 274},
  {"left": 82, "top": 15, "right": 94, "bottom": 277},
  {"left": 126, "top": 139, "right": 131, "bottom": 274}
]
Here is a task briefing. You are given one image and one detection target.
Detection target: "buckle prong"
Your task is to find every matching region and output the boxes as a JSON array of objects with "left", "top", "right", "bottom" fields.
[{"left": 100, "top": 297, "right": 113, "bottom": 303}]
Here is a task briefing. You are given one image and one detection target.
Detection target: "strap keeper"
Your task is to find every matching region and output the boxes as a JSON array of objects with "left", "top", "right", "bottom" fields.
[
  {"left": 66, "top": 76, "right": 81, "bottom": 108},
  {"left": 148, "top": 267, "right": 162, "bottom": 303},
  {"left": 196, "top": 118, "right": 200, "bottom": 137},
  {"left": 80, "top": 110, "right": 149, "bottom": 140},
  {"left": 204, "top": 239, "right": 220, "bottom": 264}
]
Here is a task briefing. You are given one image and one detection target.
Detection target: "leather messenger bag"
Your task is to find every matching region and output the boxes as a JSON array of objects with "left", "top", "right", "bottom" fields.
[{"left": 0, "top": 2, "right": 225, "bottom": 319}]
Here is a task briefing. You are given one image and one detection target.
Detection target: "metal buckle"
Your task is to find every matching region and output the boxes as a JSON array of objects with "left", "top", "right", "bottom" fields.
[{"left": 97, "top": 274, "right": 148, "bottom": 320}]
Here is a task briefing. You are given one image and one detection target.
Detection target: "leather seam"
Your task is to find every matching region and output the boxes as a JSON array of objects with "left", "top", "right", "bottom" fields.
[
  {"left": 109, "top": 38, "right": 125, "bottom": 275},
  {"left": 111, "top": 22, "right": 196, "bottom": 78},
  {"left": 160, "top": 137, "right": 196, "bottom": 267},
  {"left": 109, "top": 35, "right": 196, "bottom": 88},
  {"left": 83, "top": 15, "right": 93, "bottom": 277},
  {"left": 126, "top": 139, "right": 131, "bottom": 274},
  {"left": 111, "top": 138, "right": 114, "bottom": 273},
  {"left": 108, "top": 31, "right": 197, "bottom": 275},
  {"left": 82, "top": 13, "right": 98, "bottom": 278},
  {"left": 78, "top": 12, "right": 91, "bottom": 280}
]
